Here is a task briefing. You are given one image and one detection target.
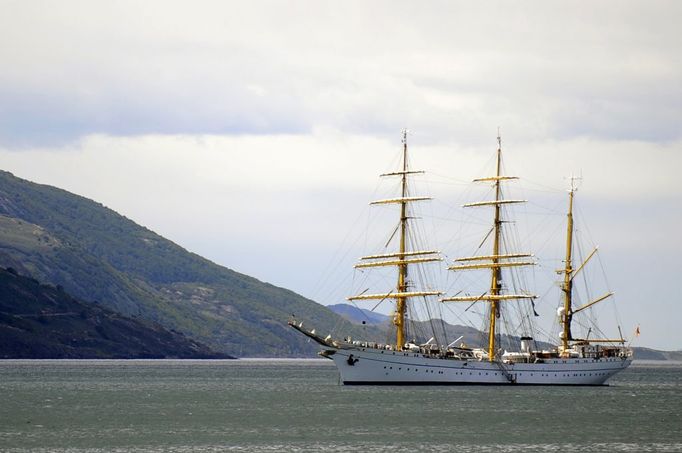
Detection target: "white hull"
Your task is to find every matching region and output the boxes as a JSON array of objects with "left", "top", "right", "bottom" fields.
[{"left": 327, "top": 347, "right": 631, "bottom": 385}]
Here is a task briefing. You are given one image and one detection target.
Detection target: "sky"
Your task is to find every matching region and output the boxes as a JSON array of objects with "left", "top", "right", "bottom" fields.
[{"left": 0, "top": 1, "right": 680, "bottom": 350}]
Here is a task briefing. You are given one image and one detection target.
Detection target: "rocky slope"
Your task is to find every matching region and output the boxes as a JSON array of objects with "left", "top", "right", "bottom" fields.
[{"left": 0, "top": 267, "right": 231, "bottom": 359}]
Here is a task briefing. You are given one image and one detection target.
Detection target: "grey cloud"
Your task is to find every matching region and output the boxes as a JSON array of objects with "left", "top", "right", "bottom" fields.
[
  {"left": 0, "top": 81, "right": 312, "bottom": 147},
  {"left": 1, "top": 1, "right": 681, "bottom": 146}
]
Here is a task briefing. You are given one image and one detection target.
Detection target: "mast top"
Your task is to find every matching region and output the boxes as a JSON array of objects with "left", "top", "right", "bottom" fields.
[{"left": 567, "top": 173, "right": 582, "bottom": 193}]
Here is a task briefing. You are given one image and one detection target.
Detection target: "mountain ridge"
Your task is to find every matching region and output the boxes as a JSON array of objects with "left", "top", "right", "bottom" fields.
[
  {"left": 0, "top": 170, "right": 367, "bottom": 357},
  {"left": 327, "top": 303, "right": 389, "bottom": 325}
]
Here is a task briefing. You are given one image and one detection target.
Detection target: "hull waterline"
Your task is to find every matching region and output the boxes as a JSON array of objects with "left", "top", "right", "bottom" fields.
[
  {"left": 291, "top": 322, "right": 632, "bottom": 385},
  {"left": 328, "top": 346, "right": 631, "bottom": 385}
]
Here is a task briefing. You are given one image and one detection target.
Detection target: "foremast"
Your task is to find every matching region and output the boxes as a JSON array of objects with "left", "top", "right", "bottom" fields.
[
  {"left": 441, "top": 134, "right": 536, "bottom": 361},
  {"left": 396, "top": 131, "right": 410, "bottom": 349},
  {"left": 347, "top": 131, "right": 442, "bottom": 350}
]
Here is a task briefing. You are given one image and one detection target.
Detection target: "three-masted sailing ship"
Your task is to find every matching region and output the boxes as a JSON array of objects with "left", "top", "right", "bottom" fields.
[{"left": 290, "top": 132, "right": 632, "bottom": 385}]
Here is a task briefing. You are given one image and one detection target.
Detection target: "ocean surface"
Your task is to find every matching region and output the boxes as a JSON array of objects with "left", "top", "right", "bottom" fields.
[{"left": 0, "top": 359, "right": 680, "bottom": 452}]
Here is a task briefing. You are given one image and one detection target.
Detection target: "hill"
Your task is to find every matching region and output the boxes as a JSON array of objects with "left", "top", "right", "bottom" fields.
[
  {"left": 329, "top": 302, "right": 555, "bottom": 351},
  {"left": 0, "top": 267, "right": 230, "bottom": 359},
  {"left": 328, "top": 304, "right": 389, "bottom": 325},
  {"left": 631, "top": 347, "right": 682, "bottom": 361},
  {"left": 330, "top": 304, "right": 681, "bottom": 358},
  {"left": 0, "top": 170, "right": 366, "bottom": 357}
]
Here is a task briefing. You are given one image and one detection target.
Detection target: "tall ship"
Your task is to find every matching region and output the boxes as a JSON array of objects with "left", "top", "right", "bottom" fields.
[{"left": 290, "top": 132, "right": 632, "bottom": 385}]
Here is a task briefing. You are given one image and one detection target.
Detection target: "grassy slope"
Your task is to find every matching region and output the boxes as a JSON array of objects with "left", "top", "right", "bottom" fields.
[
  {"left": 0, "top": 267, "right": 231, "bottom": 359},
  {"left": 0, "top": 170, "right": 365, "bottom": 357}
]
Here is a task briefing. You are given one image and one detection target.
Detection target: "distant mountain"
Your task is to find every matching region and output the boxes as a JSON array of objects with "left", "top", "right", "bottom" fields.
[
  {"left": 0, "top": 267, "right": 230, "bottom": 359},
  {"left": 328, "top": 304, "right": 389, "bottom": 325},
  {"left": 329, "top": 302, "right": 554, "bottom": 351},
  {"left": 331, "top": 303, "right": 680, "bottom": 359},
  {"left": 632, "top": 347, "right": 682, "bottom": 361},
  {"left": 0, "top": 170, "right": 367, "bottom": 357}
]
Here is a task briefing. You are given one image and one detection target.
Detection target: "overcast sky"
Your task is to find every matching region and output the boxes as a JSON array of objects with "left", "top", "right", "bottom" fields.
[{"left": 0, "top": 1, "right": 680, "bottom": 349}]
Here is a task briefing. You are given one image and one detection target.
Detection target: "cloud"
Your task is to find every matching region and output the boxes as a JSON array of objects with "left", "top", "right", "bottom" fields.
[
  {"left": 0, "top": 130, "right": 678, "bottom": 274},
  {"left": 1, "top": 2, "right": 681, "bottom": 146}
]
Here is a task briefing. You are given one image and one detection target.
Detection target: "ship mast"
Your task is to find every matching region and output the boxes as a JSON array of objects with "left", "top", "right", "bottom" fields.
[
  {"left": 561, "top": 182, "right": 576, "bottom": 351},
  {"left": 348, "top": 131, "right": 442, "bottom": 350},
  {"left": 558, "top": 180, "right": 619, "bottom": 350},
  {"left": 396, "top": 130, "right": 409, "bottom": 349},
  {"left": 488, "top": 135, "right": 504, "bottom": 360},
  {"left": 441, "top": 132, "right": 536, "bottom": 361}
]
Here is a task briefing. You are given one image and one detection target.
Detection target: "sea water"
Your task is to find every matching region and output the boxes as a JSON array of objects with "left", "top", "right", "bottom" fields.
[{"left": 0, "top": 359, "right": 680, "bottom": 452}]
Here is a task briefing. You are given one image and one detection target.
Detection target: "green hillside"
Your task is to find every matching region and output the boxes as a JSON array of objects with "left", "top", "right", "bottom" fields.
[
  {"left": 0, "top": 170, "right": 365, "bottom": 357},
  {"left": 0, "top": 267, "right": 230, "bottom": 359}
]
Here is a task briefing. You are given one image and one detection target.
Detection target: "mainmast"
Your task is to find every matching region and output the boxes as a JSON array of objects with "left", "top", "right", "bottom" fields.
[
  {"left": 561, "top": 184, "right": 575, "bottom": 351},
  {"left": 488, "top": 135, "right": 504, "bottom": 361},
  {"left": 441, "top": 132, "right": 536, "bottom": 361},
  {"left": 348, "top": 131, "right": 442, "bottom": 350}
]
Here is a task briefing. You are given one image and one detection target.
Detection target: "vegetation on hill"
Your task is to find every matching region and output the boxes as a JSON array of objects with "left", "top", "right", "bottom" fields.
[
  {"left": 0, "top": 170, "right": 366, "bottom": 357},
  {"left": 0, "top": 267, "right": 231, "bottom": 359}
]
